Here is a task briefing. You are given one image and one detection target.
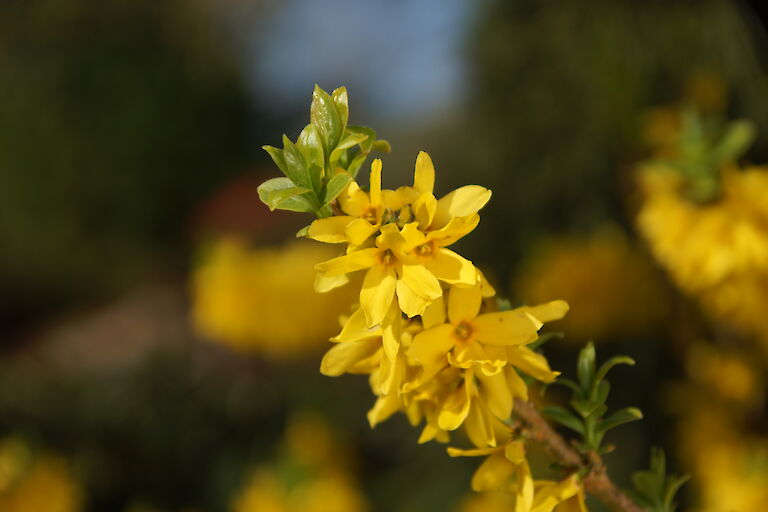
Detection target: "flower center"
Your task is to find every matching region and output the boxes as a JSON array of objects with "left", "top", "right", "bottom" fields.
[
  {"left": 363, "top": 207, "right": 378, "bottom": 225},
  {"left": 380, "top": 249, "right": 396, "bottom": 267},
  {"left": 414, "top": 242, "right": 433, "bottom": 257},
  {"left": 453, "top": 321, "right": 473, "bottom": 341}
]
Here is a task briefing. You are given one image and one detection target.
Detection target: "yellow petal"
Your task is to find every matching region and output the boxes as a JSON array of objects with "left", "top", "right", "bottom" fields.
[
  {"left": 506, "top": 346, "right": 560, "bottom": 383},
  {"left": 505, "top": 366, "right": 529, "bottom": 401},
  {"left": 432, "top": 186, "right": 492, "bottom": 229},
  {"left": 339, "top": 180, "right": 370, "bottom": 217},
  {"left": 332, "top": 307, "right": 380, "bottom": 343},
  {"left": 376, "top": 222, "right": 405, "bottom": 252},
  {"left": 308, "top": 216, "right": 355, "bottom": 243},
  {"left": 448, "top": 283, "right": 483, "bottom": 324},
  {"left": 396, "top": 280, "right": 431, "bottom": 318},
  {"left": 414, "top": 151, "right": 435, "bottom": 193},
  {"left": 399, "top": 221, "right": 427, "bottom": 250},
  {"left": 428, "top": 248, "right": 477, "bottom": 286},
  {"left": 315, "top": 247, "right": 379, "bottom": 277},
  {"left": 465, "top": 399, "right": 497, "bottom": 448},
  {"left": 479, "top": 269, "right": 497, "bottom": 297},
  {"left": 516, "top": 300, "right": 569, "bottom": 323},
  {"left": 367, "top": 392, "right": 402, "bottom": 428},
  {"left": 413, "top": 192, "right": 437, "bottom": 228},
  {"left": 470, "top": 452, "right": 517, "bottom": 493},
  {"left": 360, "top": 265, "right": 397, "bottom": 327},
  {"left": 381, "top": 300, "right": 402, "bottom": 361},
  {"left": 438, "top": 381, "right": 471, "bottom": 430},
  {"left": 345, "top": 217, "right": 379, "bottom": 246},
  {"left": 477, "top": 370, "right": 513, "bottom": 420},
  {"left": 531, "top": 475, "right": 582, "bottom": 512},
  {"left": 427, "top": 214, "right": 480, "bottom": 247},
  {"left": 369, "top": 158, "right": 383, "bottom": 205},
  {"left": 473, "top": 311, "right": 541, "bottom": 346},
  {"left": 421, "top": 295, "right": 447, "bottom": 328},
  {"left": 320, "top": 338, "right": 381, "bottom": 376},
  {"left": 446, "top": 446, "right": 501, "bottom": 458},
  {"left": 399, "top": 263, "right": 443, "bottom": 301},
  {"left": 408, "top": 323, "right": 455, "bottom": 371},
  {"left": 314, "top": 272, "right": 349, "bottom": 293}
]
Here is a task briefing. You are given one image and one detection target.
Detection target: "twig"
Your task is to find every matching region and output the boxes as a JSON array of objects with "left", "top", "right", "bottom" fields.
[{"left": 513, "top": 398, "right": 643, "bottom": 512}]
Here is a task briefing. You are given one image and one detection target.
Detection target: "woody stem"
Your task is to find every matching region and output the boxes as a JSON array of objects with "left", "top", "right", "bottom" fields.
[{"left": 513, "top": 398, "right": 643, "bottom": 512}]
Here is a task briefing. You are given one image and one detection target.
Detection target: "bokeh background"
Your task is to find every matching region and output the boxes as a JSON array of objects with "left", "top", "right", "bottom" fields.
[{"left": 2, "top": 0, "right": 768, "bottom": 510}]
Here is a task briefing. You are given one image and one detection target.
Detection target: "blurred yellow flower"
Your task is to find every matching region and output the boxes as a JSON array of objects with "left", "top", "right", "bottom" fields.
[
  {"left": 191, "top": 238, "right": 357, "bottom": 359},
  {"left": 515, "top": 226, "right": 668, "bottom": 342},
  {"left": 0, "top": 438, "right": 83, "bottom": 512},
  {"left": 637, "top": 165, "right": 768, "bottom": 347},
  {"left": 231, "top": 413, "right": 368, "bottom": 512}
]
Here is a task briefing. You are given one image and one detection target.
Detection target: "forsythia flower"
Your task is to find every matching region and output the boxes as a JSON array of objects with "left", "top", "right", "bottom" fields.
[
  {"left": 636, "top": 165, "right": 768, "bottom": 346},
  {"left": 231, "top": 414, "right": 368, "bottom": 512},
  {"left": 448, "top": 441, "right": 587, "bottom": 512},
  {"left": 312, "top": 152, "right": 568, "bottom": 449},
  {"left": 192, "top": 238, "right": 357, "bottom": 359},
  {"left": 515, "top": 226, "right": 669, "bottom": 342},
  {"left": 0, "top": 439, "right": 83, "bottom": 512}
]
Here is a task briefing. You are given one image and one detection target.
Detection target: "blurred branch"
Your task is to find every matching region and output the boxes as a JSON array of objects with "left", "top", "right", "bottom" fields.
[{"left": 514, "top": 399, "right": 643, "bottom": 512}]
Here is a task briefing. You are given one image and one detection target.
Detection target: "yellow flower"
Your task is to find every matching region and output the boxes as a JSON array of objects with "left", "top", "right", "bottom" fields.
[
  {"left": 514, "top": 226, "right": 669, "bottom": 342},
  {"left": 409, "top": 282, "right": 566, "bottom": 381},
  {"left": 637, "top": 165, "right": 768, "bottom": 346},
  {"left": 231, "top": 413, "right": 369, "bottom": 512},
  {"left": 448, "top": 442, "right": 587, "bottom": 512},
  {"left": 191, "top": 238, "right": 357, "bottom": 359},
  {"left": 307, "top": 159, "right": 410, "bottom": 248},
  {"left": 315, "top": 219, "right": 479, "bottom": 326},
  {"left": 0, "top": 439, "right": 83, "bottom": 512}
]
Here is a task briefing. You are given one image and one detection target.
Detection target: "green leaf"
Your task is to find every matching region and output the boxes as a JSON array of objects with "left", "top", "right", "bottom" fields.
[
  {"left": 332, "top": 87, "right": 349, "bottom": 130},
  {"left": 595, "top": 380, "right": 610, "bottom": 405},
  {"left": 257, "top": 177, "right": 313, "bottom": 213},
  {"left": 570, "top": 399, "right": 602, "bottom": 418},
  {"left": 598, "top": 407, "right": 643, "bottom": 434},
  {"left": 346, "top": 151, "right": 368, "bottom": 179},
  {"left": 311, "top": 85, "right": 342, "bottom": 151},
  {"left": 712, "top": 119, "right": 755, "bottom": 166},
  {"left": 262, "top": 145, "right": 289, "bottom": 177},
  {"left": 528, "top": 331, "right": 564, "bottom": 351},
  {"left": 297, "top": 124, "right": 325, "bottom": 171},
  {"left": 372, "top": 139, "right": 391, "bottom": 152},
  {"left": 323, "top": 171, "right": 352, "bottom": 206},
  {"left": 281, "top": 135, "right": 314, "bottom": 190},
  {"left": 577, "top": 342, "right": 596, "bottom": 391},
  {"left": 296, "top": 225, "right": 310, "bottom": 238},
  {"left": 347, "top": 125, "right": 376, "bottom": 152},
  {"left": 329, "top": 131, "right": 369, "bottom": 168},
  {"left": 663, "top": 475, "right": 690, "bottom": 510},
  {"left": 594, "top": 356, "right": 635, "bottom": 388},
  {"left": 554, "top": 377, "right": 582, "bottom": 396},
  {"left": 541, "top": 406, "right": 584, "bottom": 435}
]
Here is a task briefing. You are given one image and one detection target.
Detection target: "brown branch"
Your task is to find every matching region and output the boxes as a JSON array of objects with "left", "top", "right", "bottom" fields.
[{"left": 513, "top": 398, "right": 644, "bottom": 512}]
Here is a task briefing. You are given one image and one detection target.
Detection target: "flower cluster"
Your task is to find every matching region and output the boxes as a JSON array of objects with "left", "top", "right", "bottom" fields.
[
  {"left": 636, "top": 109, "right": 768, "bottom": 348},
  {"left": 311, "top": 152, "right": 568, "bottom": 453}
]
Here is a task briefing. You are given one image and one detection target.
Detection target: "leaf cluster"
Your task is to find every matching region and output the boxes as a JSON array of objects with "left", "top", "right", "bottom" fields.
[
  {"left": 650, "top": 108, "right": 755, "bottom": 203},
  {"left": 542, "top": 342, "right": 642, "bottom": 453},
  {"left": 628, "top": 448, "right": 689, "bottom": 512},
  {"left": 258, "top": 86, "right": 390, "bottom": 220}
]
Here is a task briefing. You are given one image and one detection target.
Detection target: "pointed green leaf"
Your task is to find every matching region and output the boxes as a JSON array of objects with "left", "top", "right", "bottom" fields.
[
  {"left": 346, "top": 151, "right": 368, "bottom": 179},
  {"left": 257, "top": 177, "right": 313, "bottom": 213},
  {"left": 329, "top": 131, "right": 369, "bottom": 168},
  {"left": 577, "top": 342, "right": 596, "bottom": 391},
  {"left": 597, "top": 407, "right": 643, "bottom": 434},
  {"left": 372, "top": 139, "right": 391, "bottom": 152},
  {"left": 594, "top": 356, "right": 635, "bottom": 388},
  {"left": 323, "top": 171, "right": 352, "bottom": 206},
  {"left": 297, "top": 124, "right": 325, "bottom": 172},
  {"left": 281, "top": 135, "right": 313, "bottom": 190},
  {"left": 712, "top": 119, "right": 755, "bottom": 165},
  {"left": 554, "top": 377, "right": 582, "bottom": 396},
  {"left": 311, "top": 85, "right": 342, "bottom": 150},
  {"left": 296, "top": 225, "right": 310, "bottom": 238},
  {"left": 570, "top": 399, "right": 602, "bottom": 418},
  {"left": 262, "top": 145, "right": 290, "bottom": 177},
  {"left": 332, "top": 87, "right": 349, "bottom": 130},
  {"left": 541, "top": 406, "right": 584, "bottom": 435},
  {"left": 595, "top": 380, "right": 610, "bottom": 405}
]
